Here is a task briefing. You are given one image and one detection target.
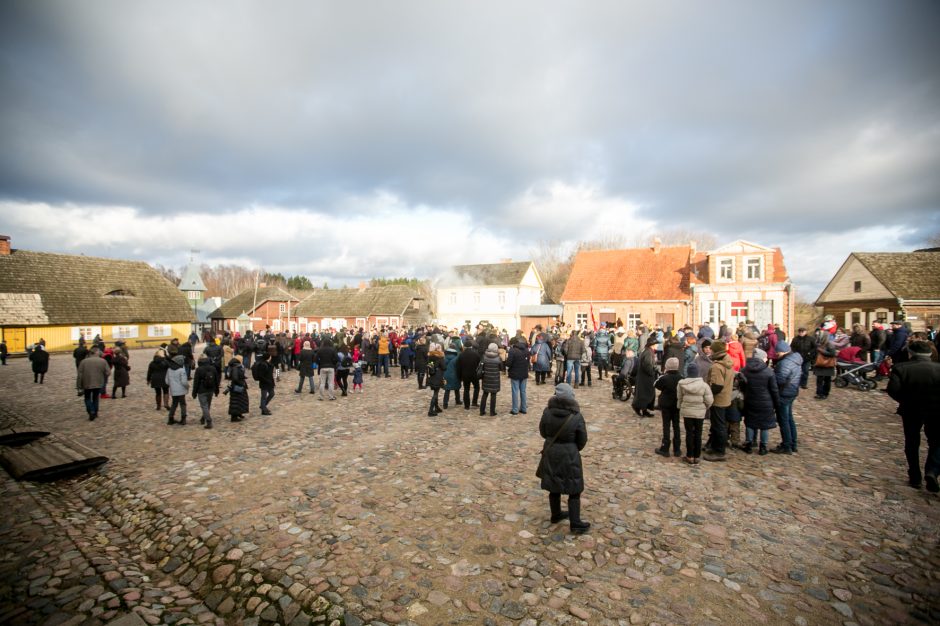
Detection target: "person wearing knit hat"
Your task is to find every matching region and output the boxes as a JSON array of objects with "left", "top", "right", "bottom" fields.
[
  {"left": 887, "top": 340, "right": 940, "bottom": 491},
  {"left": 538, "top": 383, "right": 591, "bottom": 534},
  {"left": 771, "top": 338, "right": 803, "bottom": 454},
  {"left": 655, "top": 357, "right": 683, "bottom": 457},
  {"left": 677, "top": 360, "right": 713, "bottom": 464},
  {"left": 478, "top": 343, "right": 502, "bottom": 416},
  {"left": 703, "top": 336, "right": 736, "bottom": 462},
  {"left": 740, "top": 342, "right": 779, "bottom": 455}
]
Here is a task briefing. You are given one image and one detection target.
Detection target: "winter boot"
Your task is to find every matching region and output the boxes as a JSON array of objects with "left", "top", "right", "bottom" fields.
[
  {"left": 728, "top": 421, "right": 741, "bottom": 449},
  {"left": 569, "top": 497, "right": 590, "bottom": 534},
  {"left": 549, "top": 494, "right": 569, "bottom": 523}
]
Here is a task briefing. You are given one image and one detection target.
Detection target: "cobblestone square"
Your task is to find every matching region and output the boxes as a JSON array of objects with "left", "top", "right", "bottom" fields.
[{"left": 1, "top": 349, "right": 938, "bottom": 626}]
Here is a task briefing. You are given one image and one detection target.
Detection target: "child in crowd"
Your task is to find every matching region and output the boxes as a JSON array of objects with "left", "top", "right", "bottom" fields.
[
  {"left": 677, "top": 362, "right": 713, "bottom": 464},
  {"left": 654, "top": 357, "right": 682, "bottom": 457},
  {"left": 352, "top": 360, "right": 364, "bottom": 393}
]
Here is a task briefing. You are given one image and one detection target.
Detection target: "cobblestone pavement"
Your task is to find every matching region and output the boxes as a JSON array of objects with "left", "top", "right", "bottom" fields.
[{"left": 0, "top": 349, "right": 938, "bottom": 626}]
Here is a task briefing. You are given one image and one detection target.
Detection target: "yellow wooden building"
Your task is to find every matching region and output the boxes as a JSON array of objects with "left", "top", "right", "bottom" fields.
[{"left": 0, "top": 236, "right": 194, "bottom": 354}]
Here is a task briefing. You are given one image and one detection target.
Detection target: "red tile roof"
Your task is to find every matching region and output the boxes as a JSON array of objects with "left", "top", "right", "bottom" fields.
[
  {"left": 561, "top": 246, "right": 692, "bottom": 302},
  {"left": 772, "top": 248, "right": 789, "bottom": 282}
]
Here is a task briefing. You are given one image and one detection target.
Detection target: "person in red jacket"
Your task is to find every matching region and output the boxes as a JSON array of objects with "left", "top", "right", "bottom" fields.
[{"left": 724, "top": 332, "right": 746, "bottom": 372}]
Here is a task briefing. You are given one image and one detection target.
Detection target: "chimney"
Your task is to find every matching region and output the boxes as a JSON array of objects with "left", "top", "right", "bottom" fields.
[
  {"left": 689, "top": 240, "right": 697, "bottom": 256},
  {"left": 652, "top": 237, "right": 661, "bottom": 254},
  {"left": 500, "top": 258, "right": 513, "bottom": 263},
  {"left": 0, "top": 235, "right": 9, "bottom": 256},
  {"left": 258, "top": 282, "right": 267, "bottom": 289},
  {"left": 358, "top": 281, "right": 367, "bottom": 292}
]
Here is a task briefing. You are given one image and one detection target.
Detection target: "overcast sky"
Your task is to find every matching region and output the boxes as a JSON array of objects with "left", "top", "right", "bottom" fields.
[{"left": 1, "top": 0, "right": 938, "bottom": 299}]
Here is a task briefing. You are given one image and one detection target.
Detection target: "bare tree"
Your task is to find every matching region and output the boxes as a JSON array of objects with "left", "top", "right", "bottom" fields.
[
  {"left": 154, "top": 264, "right": 180, "bottom": 285},
  {"left": 531, "top": 239, "right": 573, "bottom": 304}
]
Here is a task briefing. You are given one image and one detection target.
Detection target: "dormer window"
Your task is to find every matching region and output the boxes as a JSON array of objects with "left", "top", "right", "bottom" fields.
[
  {"left": 105, "top": 289, "right": 133, "bottom": 297},
  {"left": 746, "top": 257, "right": 763, "bottom": 280},
  {"left": 718, "top": 258, "right": 734, "bottom": 281}
]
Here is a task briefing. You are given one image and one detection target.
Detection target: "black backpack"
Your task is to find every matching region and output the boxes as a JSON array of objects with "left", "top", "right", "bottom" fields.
[
  {"left": 757, "top": 334, "right": 771, "bottom": 352},
  {"left": 342, "top": 354, "right": 353, "bottom": 368},
  {"left": 204, "top": 367, "right": 218, "bottom": 389},
  {"left": 251, "top": 361, "right": 263, "bottom": 381}
]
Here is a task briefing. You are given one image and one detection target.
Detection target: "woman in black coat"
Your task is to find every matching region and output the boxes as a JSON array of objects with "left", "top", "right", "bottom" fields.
[
  {"left": 538, "top": 383, "right": 590, "bottom": 534},
  {"left": 414, "top": 336, "right": 430, "bottom": 389},
  {"left": 426, "top": 344, "right": 445, "bottom": 416},
  {"left": 227, "top": 356, "right": 249, "bottom": 422},
  {"left": 30, "top": 343, "right": 50, "bottom": 383},
  {"left": 111, "top": 349, "right": 131, "bottom": 398},
  {"left": 740, "top": 349, "right": 779, "bottom": 455},
  {"left": 146, "top": 349, "right": 170, "bottom": 409},
  {"left": 631, "top": 341, "right": 658, "bottom": 417},
  {"left": 295, "top": 342, "right": 316, "bottom": 393},
  {"left": 479, "top": 343, "right": 502, "bottom": 417}
]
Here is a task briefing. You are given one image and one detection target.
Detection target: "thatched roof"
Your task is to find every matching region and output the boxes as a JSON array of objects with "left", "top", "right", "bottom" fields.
[
  {"left": 442, "top": 262, "right": 533, "bottom": 287},
  {"left": 853, "top": 252, "right": 940, "bottom": 300},
  {"left": 208, "top": 286, "right": 300, "bottom": 319},
  {"left": 294, "top": 285, "right": 422, "bottom": 318},
  {"left": 0, "top": 249, "right": 194, "bottom": 325}
]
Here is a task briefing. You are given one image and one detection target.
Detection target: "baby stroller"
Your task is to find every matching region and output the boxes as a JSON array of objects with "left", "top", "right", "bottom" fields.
[
  {"left": 834, "top": 360, "right": 878, "bottom": 391},
  {"left": 611, "top": 373, "right": 634, "bottom": 402}
]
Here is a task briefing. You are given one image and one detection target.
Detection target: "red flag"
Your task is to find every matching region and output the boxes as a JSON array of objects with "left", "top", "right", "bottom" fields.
[{"left": 590, "top": 304, "right": 597, "bottom": 331}]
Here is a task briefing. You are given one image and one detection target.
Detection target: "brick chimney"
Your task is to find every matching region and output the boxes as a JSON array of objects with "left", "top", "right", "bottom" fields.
[
  {"left": 358, "top": 281, "right": 367, "bottom": 292},
  {"left": 258, "top": 282, "right": 267, "bottom": 288},
  {"left": 500, "top": 258, "right": 513, "bottom": 263},
  {"left": 651, "top": 237, "right": 662, "bottom": 254},
  {"left": 0, "top": 235, "right": 9, "bottom": 256},
  {"left": 689, "top": 240, "right": 697, "bottom": 256}
]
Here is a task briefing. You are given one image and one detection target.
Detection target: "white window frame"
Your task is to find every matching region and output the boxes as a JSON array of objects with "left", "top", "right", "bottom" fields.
[
  {"left": 575, "top": 312, "right": 588, "bottom": 329},
  {"left": 473, "top": 291, "right": 481, "bottom": 306},
  {"left": 718, "top": 257, "right": 734, "bottom": 282},
  {"left": 449, "top": 292, "right": 457, "bottom": 306},
  {"left": 355, "top": 317, "right": 367, "bottom": 328},
  {"left": 71, "top": 326, "right": 103, "bottom": 341},
  {"left": 627, "top": 313, "right": 641, "bottom": 329},
  {"left": 745, "top": 256, "right": 763, "bottom": 281},
  {"left": 272, "top": 319, "right": 281, "bottom": 331},
  {"left": 111, "top": 325, "right": 139, "bottom": 339},
  {"left": 705, "top": 301, "right": 722, "bottom": 324},
  {"left": 278, "top": 303, "right": 287, "bottom": 314},
  {"left": 729, "top": 301, "right": 748, "bottom": 320},
  {"left": 376, "top": 316, "right": 389, "bottom": 327},
  {"left": 147, "top": 324, "right": 171, "bottom": 338},
  {"left": 187, "top": 290, "right": 200, "bottom": 300},
  {"left": 498, "top": 291, "right": 506, "bottom": 308}
]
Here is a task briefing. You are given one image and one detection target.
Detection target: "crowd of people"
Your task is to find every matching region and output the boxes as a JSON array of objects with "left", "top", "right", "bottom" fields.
[{"left": 5, "top": 313, "right": 937, "bottom": 533}]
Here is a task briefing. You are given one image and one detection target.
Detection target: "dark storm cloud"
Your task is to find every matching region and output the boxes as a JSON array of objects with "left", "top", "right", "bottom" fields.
[{"left": 1, "top": 0, "right": 938, "bottom": 294}]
